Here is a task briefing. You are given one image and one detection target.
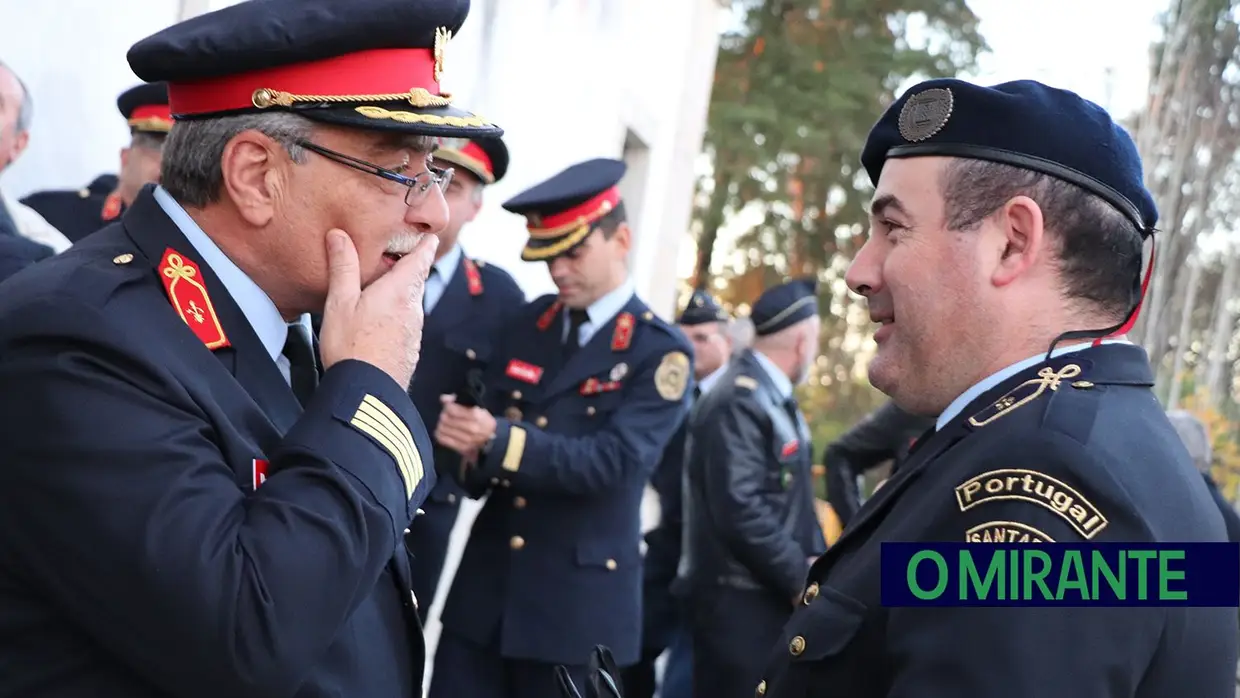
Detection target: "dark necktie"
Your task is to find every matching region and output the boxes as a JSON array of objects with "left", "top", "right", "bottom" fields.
[
  {"left": 0, "top": 194, "right": 18, "bottom": 238},
  {"left": 283, "top": 322, "right": 319, "bottom": 406},
  {"left": 423, "top": 267, "right": 439, "bottom": 312},
  {"left": 563, "top": 309, "right": 589, "bottom": 360}
]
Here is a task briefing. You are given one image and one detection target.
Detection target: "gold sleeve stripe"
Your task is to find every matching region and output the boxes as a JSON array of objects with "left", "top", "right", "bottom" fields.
[
  {"left": 355, "top": 401, "right": 420, "bottom": 482},
  {"left": 359, "top": 395, "right": 424, "bottom": 486},
  {"left": 349, "top": 412, "right": 415, "bottom": 498},
  {"left": 502, "top": 426, "right": 527, "bottom": 473}
]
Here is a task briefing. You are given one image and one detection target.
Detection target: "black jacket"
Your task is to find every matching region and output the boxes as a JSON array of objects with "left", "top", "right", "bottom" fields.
[
  {"left": 681, "top": 349, "right": 826, "bottom": 601},
  {"left": 823, "top": 401, "right": 934, "bottom": 526}
]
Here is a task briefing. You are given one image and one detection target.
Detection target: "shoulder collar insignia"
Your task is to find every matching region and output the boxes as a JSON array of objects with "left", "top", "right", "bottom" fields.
[
  {"left": 463, "top": 257, "right": 483, "bottom": 296},
  {"left": 734, "top": 375, "right": 759, "bottom": 391},
  {"left": 611, "top": 312, "right": 635, "bottom": 351},
  {"left": 158, "top": 248, "right": 230, "bottom": 350},
  {"left": 101, "top": 192, "right": 123, "bottom": 222},
  {"left": 537, "top": 299, "right": 564, "bottom": 331},
  {"left": 967, "top": 364, "right": 1083, "bottom": 429}
]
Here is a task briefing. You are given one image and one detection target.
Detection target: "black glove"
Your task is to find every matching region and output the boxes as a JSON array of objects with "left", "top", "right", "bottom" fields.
[{"left": 554, "top": 645, "right": 624, "bottom": 698}]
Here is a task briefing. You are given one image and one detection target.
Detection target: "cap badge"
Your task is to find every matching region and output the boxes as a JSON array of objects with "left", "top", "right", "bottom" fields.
[
  {"left": 434, "top": 27, "right": 453, "bottom": 82},
  {"left": 897, "top": 87, "right": 953, "bottom": 143}
]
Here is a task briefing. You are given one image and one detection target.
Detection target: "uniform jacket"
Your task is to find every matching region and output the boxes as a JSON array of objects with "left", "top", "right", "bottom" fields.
[
  {"left": 759, "top": 344, "right": 1238, "bottom": 698},
  {"left": 681, "top": 349, "right": 827, "bottom": 603},
  {"left": 0, "top": 230, "right": 54, "bottom": 284},
  {"left": 21, "top": 174, "right": 123, "bottom": 244},
  {"left": 0, "top": 189, "right": 437, "bottom": 698},
  {"left": 440, "top": 293, "right": 694, "bottom": 667},
  {"left": 404, "top": 249, "right": 524, "bottom": 614},
  {"left": 823, "top": 401, "right": 934, "bottom": 526}
]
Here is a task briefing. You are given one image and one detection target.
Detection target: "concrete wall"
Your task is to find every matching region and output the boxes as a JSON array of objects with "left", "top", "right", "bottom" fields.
[{"left": 1, "top": 0, "right": 721, "bottom": 320}]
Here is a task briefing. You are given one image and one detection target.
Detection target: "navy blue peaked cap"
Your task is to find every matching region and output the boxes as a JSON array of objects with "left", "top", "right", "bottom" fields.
[
  {"left": 116, "top": 82, "right": 171, "bottom": 134},
  {"left": 677, "top": 289, "right": 728, "bottom": 326},
  {"left": 861, "top": 78, "right": 1157, "bottom": 234},
  {"left": 751, "top": 278, "right": 819, "bottom": 336},
  {"left": 435, "top": 136, "right": 509, "bottom": 184},
  {"left": 126, "top": 0, "right": 500, "bottom": 139},
  {"left": 503, "top": 158, "right": 627, "bottom": 262}
]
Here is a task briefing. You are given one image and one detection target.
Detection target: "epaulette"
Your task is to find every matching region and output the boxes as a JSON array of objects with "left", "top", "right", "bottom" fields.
[
  {"left": 966, "top": 362, "right": 1096, "bottom": 429},
  {"left": 462, "top": 257, "right": 483, "bottom": 296},
  {"left": 734, "top": 375, "right": 759, "bottom": 391}
]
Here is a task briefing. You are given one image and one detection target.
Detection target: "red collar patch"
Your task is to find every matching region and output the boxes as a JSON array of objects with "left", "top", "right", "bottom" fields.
[
  {"left": 158, "top": 247, "right": 230, "bottom": 350},
  {"left": 463, "top": 257, "right": 483, "bottom": 296},
  {"left": 101, "top": 192, "right": 123, "bottom": 221},
  {"left": 611, "top": 312, "right": 634, "bottom": 351},
  {"left": 537, "top": 300, "right": 564, "bottom": 331}
]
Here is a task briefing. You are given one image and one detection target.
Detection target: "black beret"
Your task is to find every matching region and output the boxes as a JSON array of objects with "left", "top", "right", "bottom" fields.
[
  {"left": 861, "top": 78, "right": 1157, "bottom": 234},
  {"left": 126, "top": 0, "right": 500, "bottom": 139},
  {"left": 116, "top": 82, "right": 171, "bottom": 134},
  {"left": 677, "top": 289, "right": 728, "bottom": 326},
  {"left": 751, "top": 278, "right": 819, "bottom": 336},
  {"left": 502, "top": 158, "right": 626, "bottom": 262},
  {"left": 435, "top": 136, "right": 509, "bottom": 185}
]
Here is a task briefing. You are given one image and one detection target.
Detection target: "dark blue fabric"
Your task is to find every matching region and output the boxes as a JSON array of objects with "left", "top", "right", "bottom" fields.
[
  {"left": 677, "top": 289, "right": 727, "bottom": 326},
  {"left": 501, "top": 158, "right": 626, "bottom": 218},
  {"left": 750, "top": 277, "right": 818, "bottom": 336},
  {"left": 861, "top": 78, "right": 1158, "bottom": 232}
]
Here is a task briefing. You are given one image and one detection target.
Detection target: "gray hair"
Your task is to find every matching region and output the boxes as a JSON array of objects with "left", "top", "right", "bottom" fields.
[
  {"left": 160, "top": 112, "right": 316, "bottom": 207},
  {"left": 1167, "top": 410, "right": 1213, "bottom": 473},
  {"left": 0, "top": 60, "right": 33, "bottom": 133},
  {"left": 728, "top": 316, "right": 755, "bottom": 356}
]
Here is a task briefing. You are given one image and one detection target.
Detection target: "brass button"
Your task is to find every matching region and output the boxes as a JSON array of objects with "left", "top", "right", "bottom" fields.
[
  {"left": 500, "top": 479, "right": 512, "bottom": 488},
  {"left": 535, "top": 416, "right": 548, "bottom": 428},
  {"left": 510, "top": 535, "right": 525, "bottom": 550},
  {"left": 514, "top": 496, "right": 527, "bottom": 509},
  {"left": 78, "top": 188, "right": 90, "bottom": 198},
  {"left": 112, "top": 253, "right": 134, "bottom": 265},
  {"left": 605, "top": 558, "right": 617, "bottom": 571},
  {"left": 447, "top": 493, "right": 457, "bottom": 504},
  {"left": 466, "top": 348, "right": 477, "bottom": 360},
  {"left": 586, "top": 406, "right": 596, "bottom": 416},
  {"left": 490, "top": 477, "right": 500, "bottom": 486},
  {"left": 643, "top": 311, "right": 654, "bottom": 320},
  {"left": 416, "top": 508, "right": 425, "bottom": 516},
  {"left": 512, "top": 390, "right": 523, "bottom": 400},
  {"left": 803, "top": 582, "right": 819, "bottom": 605},
  {"left": 1072, "top": 380, "right": 1095, "bottom": 389},
  {"left": 403, "top": 527, "right": 411, "bottom": 535},
  {"left": 756, "top": 680, "right": 767, "bottom": 696},
  {"left": 789, "top": 635, "right": 806, "bottom": 656}
]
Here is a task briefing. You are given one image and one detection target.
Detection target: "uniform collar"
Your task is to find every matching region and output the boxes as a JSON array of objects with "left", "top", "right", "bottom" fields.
[
  {"left": 433, "top": 241, "right": 462, "bottom": 283},
  {"left": 153, "top": 185, "right": 311, "bottom": 362},
  {"left": 935, "top": 339, "right": 1131, "bottom": 431},
  {"left": 698, "top": 362, "right": 729, "bottom": 395},
  {"left": 562, "top": 276, "right": 635, "bottom": 345},
  {"left": 751, "top": 349, "right": 794, "bottom": 400}
]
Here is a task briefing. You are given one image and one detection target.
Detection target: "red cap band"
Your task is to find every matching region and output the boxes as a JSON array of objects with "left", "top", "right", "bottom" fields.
[
  {"left": 129, "top": 104, "right": 173, "bottom": 124},
  {"left": 527, "top": 186, "right": 621, "bottom": 238},
  {"left": 168, "top": 48, "right": 439, "bottom": 116},
  {"left": 460, "top": 141, "right": 494, "bottom": 178}
]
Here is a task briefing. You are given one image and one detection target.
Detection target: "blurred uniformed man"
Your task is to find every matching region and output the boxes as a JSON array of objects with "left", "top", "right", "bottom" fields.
[
  {"left": 0, "top": 0, "right": 501, "bottom": 695},
  {"left": 681, "top": 279, "right": 827, "bottom": 698},
  {"left": 22, "top": 82, "right": 171, "bottom": 242},
  {"left": 1166, "top": 409, "right": 1240, "bottom": 543},
  {"left": 622, "top": 289, "right": 732, "bottom": 698},
  {"left": 822, "top": 400, "right": 934, "bottom": 527},
  {"left": 757, "top": 78, "right": 1237, "bottom": 698},
  {"left": 431, "top": 158, "right": 694, "bottom": 698},
  {"left": 403, "top": 135, "right": 525, "bottom": 622}
]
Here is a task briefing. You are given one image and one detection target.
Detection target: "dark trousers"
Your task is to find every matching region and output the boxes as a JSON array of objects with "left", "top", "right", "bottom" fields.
[
  {"left": 689, "top": 587, "right": 790, "bottom": 698},
  {"left": 430, "top": 629, "right": 588, "bottom": 698},
  {"left": 405, "top": 500, "right": 459, "bottom": 623}
]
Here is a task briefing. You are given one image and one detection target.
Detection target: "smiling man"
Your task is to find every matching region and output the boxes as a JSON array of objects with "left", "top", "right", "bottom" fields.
[
  {"left": 0, "top": 1, "right": 501, "bottom": 696},
  {"left": 754, "top": 79, "right": 1237, "bottom": 698}
]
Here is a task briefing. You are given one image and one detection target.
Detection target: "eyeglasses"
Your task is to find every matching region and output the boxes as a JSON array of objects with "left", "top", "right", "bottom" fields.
[{"left": 295, "top": 139, "right": 454, "bottom": 207}]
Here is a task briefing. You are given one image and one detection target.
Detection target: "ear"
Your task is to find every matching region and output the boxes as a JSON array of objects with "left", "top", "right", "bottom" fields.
[
  {"left": 219, "top": 130, "right": 285, "bottom": 227},
  {"left": 119, "top": 146, "right": 131, "bottom": 169},
  {"left": 11, "top": 129, "right": 28, "bottom": 162},
  {"left": 989, "top": 195, "right": 1046, "bottom": 288},
  {"left": 612, "top": 221, "right": 633, "bottom": 255}
]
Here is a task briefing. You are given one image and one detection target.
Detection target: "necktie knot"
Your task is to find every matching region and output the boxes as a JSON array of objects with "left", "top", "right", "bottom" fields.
[{"left": 563, "top": 308, "right": 590, "bottom": 360}]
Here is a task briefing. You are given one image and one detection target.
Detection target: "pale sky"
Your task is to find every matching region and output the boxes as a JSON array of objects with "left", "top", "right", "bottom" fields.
[{"left": 679, "top": 0, "right": 1170, "bottom": 280}]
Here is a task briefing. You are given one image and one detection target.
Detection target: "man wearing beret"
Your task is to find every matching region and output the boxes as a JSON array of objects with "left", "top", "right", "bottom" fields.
[
  {"left": 679, "top": 279, "right": 827, "bottom": 698},
  {"left": 22, "top": 82, "right": 172, "bottom": 243},
  {"left": 623, "top": 289, "right": 733, "bottom": 698},
  {"left": 755, "top": 79, "right": 1238, "bottom": 698},
  {"left": 822, "top": 399, "right": 934, "bottom": 527},
  {"left": 0, "top": 1, "right": 500, "bottom": 696},
  {"left": 403, "top": 134, "right": 525, "bottom": 622},
  {"left": 431, "top": 157, "right": 695, "bottom": 698}
]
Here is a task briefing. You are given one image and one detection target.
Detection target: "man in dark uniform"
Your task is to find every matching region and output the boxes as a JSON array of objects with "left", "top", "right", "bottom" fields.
[
  {"left": 756, "top": 79, "right": 1238, "bottom": 698},
  {"left": 822, "top": 400, "right": 934, "bottom": 527},
  {"left": 1166, "top": 409, "right": 1240, "bottom": 543},
  {"left": 0, "top": 1, "right": 502, "bottom": 695},
  {"left": 429, "top": 157, "right": 695, "bottom": 698},
  {"left": 622, "top": 289, "right": 732, "bottom": 698},
  {"left": 0, "top": 200, "right": 53, "bottom": 283},
  {"left": 404, "top": 134, "right": 525, "bottom": 621},
  {"left": 681, "top": 279, "right": 827, "bottom": 698},
  {"left": 22, "top": 82, "right": 171, "bottom": 242}
]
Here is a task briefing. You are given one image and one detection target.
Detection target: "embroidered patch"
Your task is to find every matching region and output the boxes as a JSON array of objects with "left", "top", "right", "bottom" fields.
[
  {"left": 955, "top": 468, "right": 1108, "bottom": 539},
  {"left": 463, "top": 258, "right": 484, "bottom": 296},
  {"left": 966, "top": 521, "right": 1055, "bottom": 544},
  {"left": 252, "top": 459, "right": 269, "bottom": 490},
  {"left": 611, "top": 312, "right": 635, "bottom": 351},
  {"left": 158, "top": 248, "right": 230, "bottom": 350},
  {"left": 654, "top": 351, "right": 690, "bottom": 401}
]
